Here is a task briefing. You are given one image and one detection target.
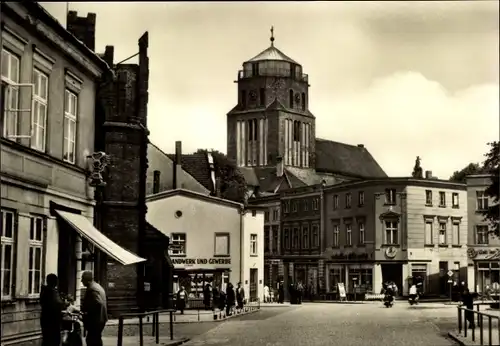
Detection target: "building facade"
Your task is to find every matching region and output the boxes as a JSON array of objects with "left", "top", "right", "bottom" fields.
[
  {"left": 1, "top": 3, "right": 145, "bottom": 343},
  {"left": 261, "top": 195, "right": 282, "bottom": 289},
  {"left": 466, "top": 174, "right": 499, "bottom": 293},
  {"left": 146, "top": 189, "right": 265, "bottom": 303}
]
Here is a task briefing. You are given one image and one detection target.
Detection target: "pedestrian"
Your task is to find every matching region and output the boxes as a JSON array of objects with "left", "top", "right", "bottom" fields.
[
  {"left": 289, "top": 282, "right": 296, "bottom": 304},
  {"left": 81, "top": 271, "right": 108, "bottom": 346},
  {"left": 461, "top": 288, "right": 478, "bottom": 329},
  {"left": 236, "top": 282, "right": 245, "bottom": 310},
  {"left": 226, "top": 283, "right": 235, "bottom": 316},
  {"left": 278, "top": 281, "right": 284, "bottom": 304},
  {"left": 218, "top": 289, "right": 226, "bottom": 311},
  {"left": 264, "top": 284, "right": 270, "bottom": 303},
  {"left": 296, "top": 282, "right": 304, "bottom": 304},
  {"left": 203, "top": 283, "right": 212, "bottom": 310},
  {"left": 176, "top": 286, "right": 188, "bottom": 314},
  {"left": 40, "top": 273, "right": 66, "bottom": 346}
]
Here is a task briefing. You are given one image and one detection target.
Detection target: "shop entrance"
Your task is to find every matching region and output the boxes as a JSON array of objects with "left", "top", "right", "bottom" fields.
[
  {"left": 250, "top": 268, "right": 258, "bottom": 301},
  {"left": 381, "top": 263, "right": 403, "bottom": 293},
  {"left": 173, "top": 270, "right": 230, "bottom": 308}
]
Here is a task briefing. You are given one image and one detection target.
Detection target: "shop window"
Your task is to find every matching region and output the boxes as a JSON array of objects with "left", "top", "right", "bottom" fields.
[
  {"left": 28, "top": 215, "right": 45, "bottom": 297},
  {"left": 170, "top": 233, "right": 186, "bottom": 256},
  {"left": 214, "top": 233, "right": 230, "bottom": 256},
  {"left": 329, "top": 268, "right": 344, "bottom": 292},
  {"left": 348, "top": 268, "right": 372, "bottom": 293}
]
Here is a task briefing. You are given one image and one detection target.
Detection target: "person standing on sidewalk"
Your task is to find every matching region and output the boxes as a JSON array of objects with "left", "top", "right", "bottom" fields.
[
  {"left": 40, "top": 273, "right": 66, "bottom": 346},
  {"left": 81, "top": 271, "right": 108, "bottom": 346},
  {"left": 176, "top": 286, "right": 188, "bottom": 314},
  {"left": 461, "top": 288, "right": 479, "bottom": 329},
  {"left": 236, "top": 282, "right": 245, "bottom": 310},
  {"left": 226, "top": 283, "right": 235, "bottom": 316}
]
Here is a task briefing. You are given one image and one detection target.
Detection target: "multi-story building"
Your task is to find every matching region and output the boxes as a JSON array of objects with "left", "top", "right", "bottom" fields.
[
  {"left": 1, "top": 3, "right": 145, "bottom": 343},
  {"left": 259, "top": 194, "right": 282, "bottom": 288},
  {"left": 146, "top": 189, "right": 265, "bottom": 303},
  {"left": 322, "top": 175, "right": 468, "bottom": 298},
  {"left": 466, "top": 174, "right": 499, "bottom": 293},
  {"left": 280, "top": 184, "right": 324, "bottom": 295}
]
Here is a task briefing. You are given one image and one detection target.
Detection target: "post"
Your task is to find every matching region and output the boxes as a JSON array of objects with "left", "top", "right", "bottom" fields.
[
  {"left": 170, "top": 310, "right": 174, "bottom": 340},
  {"left": 464, "top": 309, "right": 468, "bottom": 338},
  {"left": 155, "top": 312, "right": 160, "bottom": 344},
  {"left": 458, "top": 306, "right": 462, "bottom": 334},
  {"left": 480, "top": 314, "right": 483, "bottom": 345},
  {"left": 151, "top": 313, "right": 156, "bottom": 337},
  {"left": 198, "top": 308, "right": 200, "bottom": 321},
  {"left": 117, "top": 317, "right": 124, "bottom": 346},
  {"left": 472, "top": 312, "right": 475, "bottom": 342},
  {"left": 449, "top": 282, "right": 452, "bottom": 304},
  {"left": 488, "top": 316, "right": 492, "bottom": 346},
  {"left": 139, "top": 316, "right": 144, "bottom": 346}
]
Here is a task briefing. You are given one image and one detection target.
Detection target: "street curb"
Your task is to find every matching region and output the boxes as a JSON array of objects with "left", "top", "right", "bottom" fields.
[
  {"left": 447, "top": 331, "right": 476, "bottom": 346},
  {"left": 167, "top": 337, "right": 190, "bottom": 346},
  {"left": 168, "top": 307, "right": 261, "bottom": 324}
]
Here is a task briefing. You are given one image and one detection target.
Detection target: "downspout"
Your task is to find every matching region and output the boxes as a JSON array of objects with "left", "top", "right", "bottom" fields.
[
  {"left": 239, "top": 206, "right": 245, "bottom": 285},
  {"left": 319, "top": 185, "right": 325, "bottom": 292}
]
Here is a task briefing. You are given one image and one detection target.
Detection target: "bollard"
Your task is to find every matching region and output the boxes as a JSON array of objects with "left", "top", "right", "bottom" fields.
[
  {"left": 139, "top": 316, "right": 144, "bottom": 346},
  {"left": 472, "top": 313, "right": 475, "bottom": 342},
  {"left": 464, "top": 309, "right": 468, "bottom": 338},
  {"left": 488, "top": 316, "right": 492, "bottom": 346},
  {"left": 480, "top": 314, "right": 483, "bottom": 345},
  {"left": 458, "top": 307, "right": 462, "bottom": 334},
  {"left": 169, "top": 310, "right": 174, "bottom": 340},
  {"left": 117, "top": 317, "right": 124, "bottom": 346},
  {"left": 198, "top": 308, "right": 200, "bottom": 322},
  {"left": 155, "top": 312, "right": 160, "bottom": 344},
  {"left": 152, "top": 313, "right": 156, "bottom": 337}
]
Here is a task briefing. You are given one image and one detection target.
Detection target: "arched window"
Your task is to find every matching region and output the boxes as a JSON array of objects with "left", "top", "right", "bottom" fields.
[
  {"left": 289, "top": 89, "right": 293, "bottom": 108},
  {"left": 301, "top": 92, "right": 306, "bottom": 111}
]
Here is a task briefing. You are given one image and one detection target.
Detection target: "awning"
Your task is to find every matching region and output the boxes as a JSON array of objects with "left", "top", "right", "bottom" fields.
[{"left": 56, "top": 210, "right": 146, "bottom": 265}]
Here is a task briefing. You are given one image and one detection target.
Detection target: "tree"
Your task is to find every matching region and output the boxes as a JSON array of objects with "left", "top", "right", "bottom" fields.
[
  {"left": 449, "top": 163, "right": 485, "bottom": 183},
  {"left": 411, "top": 156, "right": 423, "bottom": 178},
  {"left": 195, "top": 149, "right": 247, "bottom": 204},
  {"left": 481, "top": 141, "right": 499, "bottom": 236}
]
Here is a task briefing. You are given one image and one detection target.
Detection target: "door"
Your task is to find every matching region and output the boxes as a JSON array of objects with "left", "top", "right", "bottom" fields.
[
  {"left": 381, "top": 263, "right": 403, "bottom": 294},
  {"left": 250, "top": 268, "right": 258, "bottom": 301},
  {"left": 439, "top": 261, "right": 448, "bottom": 296}
]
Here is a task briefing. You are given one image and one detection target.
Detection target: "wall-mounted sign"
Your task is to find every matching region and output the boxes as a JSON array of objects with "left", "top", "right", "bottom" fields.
[
  {"left": 171, "top": 258, "right": 231, "bottom": 265},
  {"left": 385, "top": 247, "right": 398, "bottom": 259},
  {"left": 467, "top": 248, "right": 500, "bottom": 259}
]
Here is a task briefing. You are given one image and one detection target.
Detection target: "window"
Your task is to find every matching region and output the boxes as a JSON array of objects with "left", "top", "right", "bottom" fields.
[
  {"left": 333, "top": 195, "right": 339, "bottom": 210},
  {"left": 425, "top": 190, "right": 432, "bottom": 205},
  {"left": 247, "top": 119, "right": 258, "bottom": 141},
  {"left": 264, "top": 211, "right": 269, "bottom": 222},
  {"left": 452, "top": 223, "right": 460, "bottom": 245},
  {"left": 302, "top": 225, "right": 309, "bottom": 249},
  {"left": 385, "top": 189, "right": 396, "bottom": 205},
  {"left": 303, "top": 201, "right": 309, "bottom": 212},
  {"left": 438, "top": 222, "right": 447, "bottom": 245},
  {"left": 250, "top": 234, "right": 258, "bottom": 255},
  {"left": 411, "top": 264, "right": 427, "bottom": 292},
  {"left": 272, "top": 209, "right": 279, "bottom": 221},
  {"left": 385, "top": 221, "right": 398, "bottom": 245},
  {"left": 1, "top": 49, "right": 20, "bottom": 139},
  {"left": 214, "top": 233, "right": 230, "bottom": 256},
  {"left": 301, "top": 92, "right": 306, "bottom": 111},
  {"left": 358, "top": 191, "right": 365, "bottom": 206},
  {"left": 284, "top": 228, "right": 290, "bottom": 249},
  {"left": 28, "top": 216, "right": 45, "bottom": 296},
  {"left": 425, "top": 221, "right": 433, "bottom": 245},
  {"left": 289, "top": 89, "right": 293, "bottom": 108},
  {"left": 293, "top": 120, "right": 300, "bottom": 141},
  {"left": 292, "top": 201, "right": 298, "bottom": 213},
  {"left": 476, "top": 225, "right": 489, "bottom": 245},
  {"left": 153, "top": 170, "right": 161, "bottom": 194},
  {"left": 312, "top": 224, "right": 319, "bottom": 248},
  {"left": 170, "top": 233, "right": 186, "bottom": 256},
  {"left": 264, "top": 227, "right": 270, "bottom": 252},
  {"left": 283, "top": 202, "right": 289, "bottom": 213},
  {"left": 346, "top": 224, "right": 352, "bottom": 246},
  {"left": 439, "top": 192, "right": 446, "bottom": 207},
  {"left": 63, "top": 90, "right": 78, "bottom": 164},
  {"left": 358, "top": 221, "right": 365, "bottom": 245},
  {"left": 312, "top": 198, "right": 319, "bottom": 210},
  {"left": 32, "top": 69, "right": 48, "bottom": 152},
  {"left": 272, "top": 226, "right": 278, "bottom": 252},
  {"left": 240, "top": 90, "right": 246, "bottom": 107},
  {"left": 476, "top": 191, "right": 489, "bottom": 211},
  {"left": 1, "top": 209, "right": 15, "bottom": 300},
  {"left": 259, "top": 88, "right": 265, "bottom": 106},
  {"left": 292, "top": 228, "right": 299, "bottom": 249},
  {"left": 345, "top": 193, "right": 352, "bottom": 209},
  {"left": 333, "top": 224, "right": 339, "bottom": 247},
  {"left": 452, "top": 193, "right": 459, "bottom": 208}
]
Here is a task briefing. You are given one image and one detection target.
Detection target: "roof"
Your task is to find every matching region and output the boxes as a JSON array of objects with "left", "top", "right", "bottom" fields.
[
  {"left": 146, "top": 188, "right": 244, "bottom": 210},
  {"left": 166, "top": 153, "right": 214, "bottom": 192},
  {"left": 322, "top": 177, "right": 467, "bottom": 192},
  {"left": 245, "top": 45, "right": 298, "bottom": 64},
  {"left": 315, "top": 139, "right": 387, "bottom": 178},
  {"left": 22, "top": 2, "right": 110, "bottom": 72}
]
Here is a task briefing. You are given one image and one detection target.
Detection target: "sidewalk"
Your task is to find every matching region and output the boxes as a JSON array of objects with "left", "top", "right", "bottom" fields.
[
  {"left": 103, "top": 336, "right": 189, "bottom": 346},
  {"left": 447, "top": 306, "right": 499, "bottom": 346}
]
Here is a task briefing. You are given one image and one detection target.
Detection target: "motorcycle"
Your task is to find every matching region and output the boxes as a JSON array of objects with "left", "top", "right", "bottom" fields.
[
  {"left": 383, "top": 294, "right": 394, "bottom": 308},
  {"left": 61, "top": 311, "right": 83, "bottom": 346},
  {"left": 408, "top": 294, "right": 419, "bottom": 306}
]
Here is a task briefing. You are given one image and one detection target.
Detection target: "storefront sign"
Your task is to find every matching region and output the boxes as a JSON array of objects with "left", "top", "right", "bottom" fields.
[
  {"left": 467, "top": 248, "right": 500, "bottom": 259},
  {"left": 171, "top": 258, "right": 231, "bottom": 265},
  {"left": 330, "top": 252, "right": 369, "bottom": 260}
]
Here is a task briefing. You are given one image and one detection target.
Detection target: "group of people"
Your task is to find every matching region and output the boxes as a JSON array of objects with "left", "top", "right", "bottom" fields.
[
  {"left": 289, "top": 281, "right": 305, "bottom": 304},
  {"left": 262, "top": 281, "right": 285, "bottom": 303},
  {"left": 40, "top": 271, "right": 108, "bottom": 346},
  {"left": 176, "top": 281, "right": 246, "bottom": 316}
]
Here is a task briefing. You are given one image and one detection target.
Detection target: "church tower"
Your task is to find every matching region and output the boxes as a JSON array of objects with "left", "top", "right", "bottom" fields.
[{"left": 227, "top": 28, "right": 316, "bottom": 168}]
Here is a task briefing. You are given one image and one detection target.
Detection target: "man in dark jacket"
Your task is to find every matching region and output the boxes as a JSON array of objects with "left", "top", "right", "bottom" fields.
[
  {"left": 226, "top": 283, "right": 235, "bottom": 316},
  {"left": 81, "top": 271, "right": 108, "bottom": 346},
  {"left": 40, "top": 273, "right": 66, "bottom": 346},
  {"left": 462, "top": 288, "right": 478, "bottom": 328},
  {"left": 236, "top": 282, "right": 245, "bottom": 309}
]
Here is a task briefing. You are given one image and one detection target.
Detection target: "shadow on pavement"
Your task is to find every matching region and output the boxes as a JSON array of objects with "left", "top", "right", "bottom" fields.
[{"left": 225, "top": 307, "right": 297, "bottom": 322}]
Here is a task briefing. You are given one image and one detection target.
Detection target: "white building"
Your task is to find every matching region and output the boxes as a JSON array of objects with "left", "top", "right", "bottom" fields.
[{"left": 146, "top": 189, "right": 265, "bottom": 303}]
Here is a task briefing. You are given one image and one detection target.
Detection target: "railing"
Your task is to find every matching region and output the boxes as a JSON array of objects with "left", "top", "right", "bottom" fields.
[
  {"left": 457, "top": 304, "right": 500, "bottom": 346},
  {"left": 117, "top": 309, "right": 175, "bottom": 346},
  {"left": 238, "top": 69, "right": 308, "bottom": 83},
  {"left": 170, "top": 297, "right": 261, "bottom": 322}
]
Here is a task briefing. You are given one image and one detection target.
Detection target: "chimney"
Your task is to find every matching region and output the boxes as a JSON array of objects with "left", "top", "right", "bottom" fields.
[
  {"left": 66, "top": 11, "right": 96, "bottom": 51},
  {"left": 357, "top": 144, "right": 364, "bottom": 148},
  {"left": 276, "top": 156, "right": 284, "bottom": 177},
  {"left": 103, "top": 45, "right": 114, "bottom": 66},
  {"left": 173, "top": 141, "right": 182, "bottom": 189},
  {"left": 425, "top": 170, "right": 432, "bottom": 179}
]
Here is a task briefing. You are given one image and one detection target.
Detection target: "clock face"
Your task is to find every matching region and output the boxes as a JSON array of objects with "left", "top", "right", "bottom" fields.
[
  {"left": 249, "top": 90, "right": 258, "bottom": 101},
  {"left": 295, "top": 93, "right": 301, "bottom": 104}
]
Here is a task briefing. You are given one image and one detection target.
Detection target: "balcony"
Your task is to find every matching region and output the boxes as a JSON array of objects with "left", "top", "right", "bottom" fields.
[{"left": 238, "top": 68, "right": 308, "bottom": 83}]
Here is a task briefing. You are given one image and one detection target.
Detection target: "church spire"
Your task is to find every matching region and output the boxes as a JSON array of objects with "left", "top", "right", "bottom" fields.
[{"left": 270, "top": 26, "right": 275, "bottom": 47}]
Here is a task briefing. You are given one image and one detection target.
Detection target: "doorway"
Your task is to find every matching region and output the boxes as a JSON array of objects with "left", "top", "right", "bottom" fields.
[
  {"left": 250, "top": 269, "right": 258, "bottom": 301},
  {"left": 381, "top": 263, "right": 403, "bottom": 293}
]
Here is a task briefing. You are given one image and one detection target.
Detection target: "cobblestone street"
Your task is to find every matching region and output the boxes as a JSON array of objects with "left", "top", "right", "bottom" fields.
[{"left": 182, "top": 302, "right": 458, "bottom": 346}]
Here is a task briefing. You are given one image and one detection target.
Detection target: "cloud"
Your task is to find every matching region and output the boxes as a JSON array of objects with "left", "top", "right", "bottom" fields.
[{"left": 314, "top": 72, "right": 499, "bottom": 178}]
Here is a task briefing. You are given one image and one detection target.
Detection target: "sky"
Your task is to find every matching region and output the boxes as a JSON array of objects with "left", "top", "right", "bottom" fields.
[{"left": 41, "top": 1, "right": 499, "bottom": 179}]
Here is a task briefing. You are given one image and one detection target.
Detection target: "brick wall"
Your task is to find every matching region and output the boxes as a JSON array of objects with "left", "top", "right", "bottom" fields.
[{"left": 66, "top": 11, "right": 96, "bottom": 51}]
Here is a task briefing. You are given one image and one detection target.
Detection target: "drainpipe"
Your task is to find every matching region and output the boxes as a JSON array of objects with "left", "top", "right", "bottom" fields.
[{"left": 239, "top": 206, "right": 245, "bottom": 286}]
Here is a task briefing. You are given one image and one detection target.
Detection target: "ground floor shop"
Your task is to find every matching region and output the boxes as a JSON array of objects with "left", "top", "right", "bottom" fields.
[{"left": 468, "top": 260, "right": 500, "bottom": 293}]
